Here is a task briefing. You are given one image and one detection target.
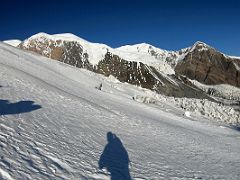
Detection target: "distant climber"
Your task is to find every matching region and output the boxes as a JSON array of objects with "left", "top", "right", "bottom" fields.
[{"left": 96, "top": 83, "right": 103, "bottom": 90}]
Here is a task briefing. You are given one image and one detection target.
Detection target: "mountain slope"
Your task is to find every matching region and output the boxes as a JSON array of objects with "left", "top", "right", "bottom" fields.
[
  {"left": 1, "top": 42, "right": 240, "bottom": 179},
  {"left": 18, "top": 32, "right": 177, "bottom": 70},
  {"left": 17, "top": 33, "right": 240, "bottom": 102},
  {"left": 18, "top": 33, "right": 215, "bottom": 100}
]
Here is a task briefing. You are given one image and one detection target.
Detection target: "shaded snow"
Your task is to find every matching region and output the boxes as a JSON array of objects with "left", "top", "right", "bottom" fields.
[{"left": 233, "top": 62, "right": 240, "bottom": 71}]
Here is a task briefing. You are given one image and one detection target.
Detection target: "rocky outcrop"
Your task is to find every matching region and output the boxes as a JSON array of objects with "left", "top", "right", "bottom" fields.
[
  {"left": 19, "top": 36, "right": 92, "bottom": 70},
  {"left": 175, "top": 42, "right": 240, "bottom": 88},
  {"left": 95, "top": 52, "right": 161, "bottom": 90},
  {"left": 95, "top": 52, "right": 211, "bottom": 99}
]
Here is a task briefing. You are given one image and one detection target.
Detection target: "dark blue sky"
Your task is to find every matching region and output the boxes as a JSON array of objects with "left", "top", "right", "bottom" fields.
[{"left": 1, "top": 0, "right": 240, "bottom": 55}]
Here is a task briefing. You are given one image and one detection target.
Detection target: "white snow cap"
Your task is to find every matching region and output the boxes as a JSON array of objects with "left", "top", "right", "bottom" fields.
[{"left": 3, "top": 39, "right": 21, "bottom": 47}]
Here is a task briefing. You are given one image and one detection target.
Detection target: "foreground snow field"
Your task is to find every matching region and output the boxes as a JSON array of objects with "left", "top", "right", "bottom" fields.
[{"left": 0, "top": 42, "right": 240, "bottom": 179}]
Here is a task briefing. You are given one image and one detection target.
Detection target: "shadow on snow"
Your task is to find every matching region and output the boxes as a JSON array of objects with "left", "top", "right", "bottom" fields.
[
  {"left": 99, "top": 132, "right": 131, "bottom": 180},
  {"left": 0, "top": 99, "right": 41, "bottom": 115}
]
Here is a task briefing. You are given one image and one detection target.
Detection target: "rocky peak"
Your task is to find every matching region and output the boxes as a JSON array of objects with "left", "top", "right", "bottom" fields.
[
  {"left": 175, "top": 41, "right": 240, "bottom": 87},
  {"left": 193, "top": 41, "right": 210, "bottom": 49},
  {"left": 186, "top": 41, "right": 214, "bottom": 55}
]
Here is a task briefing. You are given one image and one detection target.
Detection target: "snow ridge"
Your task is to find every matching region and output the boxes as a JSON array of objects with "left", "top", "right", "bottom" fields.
[
  {"left": 17, "top": 32, "right": 240, "bottom": 76},
  {"left": 3, "top": 40, "right": 21, "bottom": 47},
  {"left": 20, "top": 33, "right": 180, "bottom": 74}
]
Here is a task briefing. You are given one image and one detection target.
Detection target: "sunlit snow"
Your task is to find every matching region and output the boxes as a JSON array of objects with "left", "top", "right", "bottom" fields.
[{"left": 0, "top": 42, "right": 240, "bottom": 179}]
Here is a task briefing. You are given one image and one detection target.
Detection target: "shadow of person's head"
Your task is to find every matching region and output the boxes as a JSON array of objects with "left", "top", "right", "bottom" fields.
[{"left": 107, "top": 131, "right": 114, "bottom": 143}]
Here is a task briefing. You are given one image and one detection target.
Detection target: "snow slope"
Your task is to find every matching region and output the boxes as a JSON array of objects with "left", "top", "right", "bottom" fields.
[
  {"left": 3, "top": 40, "right": 21, "bottom": 47},
  {"left": 1, "top": 42, "right": 240, "bottom": 179}
]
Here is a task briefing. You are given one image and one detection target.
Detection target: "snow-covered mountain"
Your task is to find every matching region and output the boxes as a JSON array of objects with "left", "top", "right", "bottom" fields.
[
  {"left": 13, "top": 32, "right": 240, "bottom": 100},
  {"left": 18, "top": 33, "right": 180, "bottom": 70},
  {"left": 1, "top": 40, "right": 240, "bottom": 179},
  {"left": 18, "top": 33, "right": 200, "bottom": 99}
]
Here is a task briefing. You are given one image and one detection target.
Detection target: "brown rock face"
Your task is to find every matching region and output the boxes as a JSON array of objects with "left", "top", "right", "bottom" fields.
[
  {"left": 95, "top": 52, "right": 211, "bottom": 99},
  {"left": 95, "top": 52, "right": 162, "bottom": 90},
  {"left": 18, "top": 37, "right": 92, "bottom": 70},
  {"left": 175, "top": 43, "right": 240, "bottom": 87},
  {"left": 51, "top": 47, "right": 64, "bottom": 60}
]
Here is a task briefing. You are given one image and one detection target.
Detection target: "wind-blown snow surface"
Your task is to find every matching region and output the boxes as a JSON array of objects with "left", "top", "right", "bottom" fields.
[{"left": 0, "top": 42, "right": 240, "bottom": 180}]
